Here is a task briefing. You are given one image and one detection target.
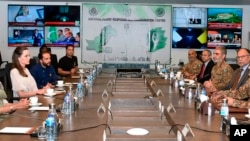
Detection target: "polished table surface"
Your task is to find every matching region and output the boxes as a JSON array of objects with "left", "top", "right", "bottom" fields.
[
  {"left": 0, "top": 72, "right": 114, "bottom": 141},
  {"left": 0, "top": 71, "right": 249, "bottom": 141},
  {"left": 145, "top": 77, "right": 249, "bottom": 141}
]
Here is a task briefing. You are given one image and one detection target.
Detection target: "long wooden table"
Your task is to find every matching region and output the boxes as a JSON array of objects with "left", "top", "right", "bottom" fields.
[
  {"left": 0, "top": 71, "right": 249, "bottom": 141},
  {"left": 0, "top": 72, "right": 114, "bottom": 141},
  {"left": 145, "top": 77, "right": 249, "bottom": 141}
]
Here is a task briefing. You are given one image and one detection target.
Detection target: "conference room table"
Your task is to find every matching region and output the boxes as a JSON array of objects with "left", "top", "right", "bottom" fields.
[
  {"left": 0, "top": 70, "right": 249, "bottom": 141},
  {"left": 0, "top": 70, "right": 115, "bottom": 141},
  {"left": 145, "top": 76, "right": 249, "bottom": 141}
]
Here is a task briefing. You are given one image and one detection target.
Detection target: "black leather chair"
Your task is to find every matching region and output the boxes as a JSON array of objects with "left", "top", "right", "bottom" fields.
[{"left": 4, "top": 63, "right": 19, "bottom": 103}]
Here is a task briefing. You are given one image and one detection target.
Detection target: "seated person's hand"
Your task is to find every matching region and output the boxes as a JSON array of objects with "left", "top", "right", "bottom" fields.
[
  {"left": 17, "top": 99, "right": 30, "bottom": 109},
  {"left": 189, "top": 75, "right": 196, "bottom": 80},
  {"left": 43, "top": 83, "right": 53, "bottom": 88},
  {"left": 36, "top": 89, "right": 45, "bottom": 95},
  {"left": 70, "top": 67, "right": 77, "bottom": 74},
  {"left": 204, "top": 80, "right": 217, "bottom": 92},
  {"left": 226, "top": 97, "right": 234, "bottom": 106},
  {"left": 183, "top": 71, "right": 190, "bottom": 78},
  {"left": 210, "top": 91, "right": 224, "bottom": 103}
]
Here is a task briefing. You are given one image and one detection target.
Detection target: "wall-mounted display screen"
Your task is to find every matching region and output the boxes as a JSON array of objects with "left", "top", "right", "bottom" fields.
[
  {"left": 8, "top": 27, "right": 44, "bottom": 47},
  {"left": 44, "top": 26, "right": 80, "bottom": 47},
  {"left": 207, "top": 29, "right": 241, "bottom": 49},
  {"left": 207, "top": 8, "right": 242, "bottom": 29},
  {"left": 44, "top": 5, "right": 80, "bottom": 26},
  {"left": 8, "top": 5, "right": 80, "bottom": 47},
  {"left": 172, "top": 27, "right": 207, "bottom": 49},
  {"left": 8, "top": 5, "right": 44, "bottom": 26},
  {"left": 173, "top": 7, "right": 207, "bottom": 28}
]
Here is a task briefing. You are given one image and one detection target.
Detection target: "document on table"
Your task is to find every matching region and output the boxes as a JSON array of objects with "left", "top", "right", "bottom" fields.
[
  {"left": 0, "top": 127, "right": 35, "bottom": 134},
  {"left": 29, "top": 106, "right": 49, "bottom": 111}
]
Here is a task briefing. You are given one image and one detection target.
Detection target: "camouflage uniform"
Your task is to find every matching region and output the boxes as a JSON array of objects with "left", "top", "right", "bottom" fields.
[
  {"left": 182, "top": 58, "right": 202, "bottom": 78},
  {"left": 220, "top": 78, "right": 250, "bottom": 109},
  {"left": 211, "top": 61, "right": 233, "bottom": 90}
]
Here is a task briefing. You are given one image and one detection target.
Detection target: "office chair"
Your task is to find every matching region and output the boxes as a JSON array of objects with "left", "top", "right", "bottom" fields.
[
  {"left": 4, "top": 63, "right": 19, "bottom": 103},
  {"left": 0, "top": 51, "right": 8, "bottom": 68}
]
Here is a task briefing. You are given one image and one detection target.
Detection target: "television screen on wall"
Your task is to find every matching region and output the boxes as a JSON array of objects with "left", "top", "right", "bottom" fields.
[
  {"left": 44, "top": 5, "right": 80, "bottom": 26},
  {"left": 44, "top": 26, "right": 80, "bottom": 47},
  {"left": 207, "top": 28, "right": 241, "bottom": 49},
  {"left": 173, "top": 7, "right": 207, "bottom": 28},
  {"left": 8, "top": 5, "right": 44, "bottom": 26},
  {"left": 172, "top": 27, "right": 207, "bottom": 49},
  {"left": 8, "top": 4, "right": 80, "bottom": 47},
  {"left": 207, "top": 8, "right": 242, "bottom": 29}
]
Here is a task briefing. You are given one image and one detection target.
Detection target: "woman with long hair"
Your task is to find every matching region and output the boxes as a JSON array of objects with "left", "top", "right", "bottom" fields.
[{"left": 10, "top": 46, "right": 45, "bottom": 98}]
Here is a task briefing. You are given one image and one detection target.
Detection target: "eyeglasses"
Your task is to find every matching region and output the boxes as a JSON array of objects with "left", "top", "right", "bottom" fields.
[{"left": 236, "top": 55, "right": 250, "bottom": 59}]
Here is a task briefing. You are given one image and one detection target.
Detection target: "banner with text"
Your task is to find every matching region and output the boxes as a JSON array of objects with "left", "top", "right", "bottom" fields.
[{"left": 82, "top": 3, "right": 171, "bottom": 64}]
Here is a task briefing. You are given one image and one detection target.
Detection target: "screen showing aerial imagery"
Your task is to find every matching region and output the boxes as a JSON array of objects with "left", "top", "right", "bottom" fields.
[{"left": 207, "top": 8, "right": 242, "bottom": 29}]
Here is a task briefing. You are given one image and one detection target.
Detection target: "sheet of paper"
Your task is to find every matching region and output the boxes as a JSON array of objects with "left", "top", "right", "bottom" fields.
[
  {"left": 71, "top": 76, "right": 80, "bottom": 79},
  {"left": 0, "top": 127, "right": 33, "bottom": 134},
  {"left": 29, "top": 106, "right": 49, "bottom": 111}
]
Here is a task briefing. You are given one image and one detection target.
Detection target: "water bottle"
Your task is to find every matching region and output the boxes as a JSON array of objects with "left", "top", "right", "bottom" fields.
[
  {"left": 87, "top": 73, "right": 93, "bottom": 87},
  {"left": 45, "top": 113, "right": 57, "bottom": 140},
  {"left": 76, "top": 83, "right": 85, "bottom": 98},
  {"left": 155, "top": 60, "right": 159, "bottom": 71},
  {"left": 157, "top": 61, "right": 161, "bottom": 73},
  {"left": 201, "top": 88, "right": 206, "bottom": 95},
  {"left": 169, "top": 68, "right": 174, "bottom": 79},
  {"left": 179, "top": 74, "right": 185, "bottom": 87},
  {"left": 48, "top": 103, "right": 58, "bottom": 122},
  {"left": 187, "top": 88, "right": 192, "bottom": 99},
  {"left": 220, "top": 99, "right": 229, "bottom": 117},
  {"left": 62, "top": 93, "right": 72, "bottom": 114},
  {"left": 207, "top": 103, "right": 212, "bottom": 116},
  {"left": 220, "top": 99, "right": 229, "bottom": 131}
]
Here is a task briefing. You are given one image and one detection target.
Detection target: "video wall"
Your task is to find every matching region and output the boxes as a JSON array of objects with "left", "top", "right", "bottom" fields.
[
  {"left": 8, "top": 5, "right": 80, "bottom": 47},
  {"left": 172, "top": 7, "right": 242, "bottom": 49}
]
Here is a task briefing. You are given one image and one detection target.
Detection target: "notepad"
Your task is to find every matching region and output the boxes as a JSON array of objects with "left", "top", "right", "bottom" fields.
[
  {"left": 29, "top": 106, "right": 49, "bottom": 111},
  {"left": 0, "top": 127, "right": 35, "bottom": 134},
  {"left": 71, "top": 76, "right": 80, "bottom": 79}
]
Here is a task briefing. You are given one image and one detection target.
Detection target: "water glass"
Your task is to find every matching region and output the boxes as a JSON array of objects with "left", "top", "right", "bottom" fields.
[{"left": 37, "top": 126, "right": 47, "bottom": 139}]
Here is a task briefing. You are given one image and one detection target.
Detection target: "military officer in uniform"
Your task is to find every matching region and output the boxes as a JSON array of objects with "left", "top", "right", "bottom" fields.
[
  {"left": 204, "top": 46, "right": 233, "bottom": 94},
  {"left": 211, "top": 81, "right": 250, "bottom": 108},
  {"left": 182, "top": 49, "right": 203, "bottom": 79},
  {"left": 210, "top": 48, "right": 250, "bottom": 109}
]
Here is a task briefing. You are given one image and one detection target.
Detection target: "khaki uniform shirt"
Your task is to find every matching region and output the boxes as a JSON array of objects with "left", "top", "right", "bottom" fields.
[
  {"left": 221, "top": 78, "right": 250, "bottom": 109},
  {"left": 182, "top": 58, "right": 202, "bottom": 78},
  {"left": 211, "top": 61, "right": 233, "bottom": 90}
]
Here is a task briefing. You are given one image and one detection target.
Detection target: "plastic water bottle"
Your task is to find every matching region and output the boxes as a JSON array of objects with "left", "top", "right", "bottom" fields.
[
  {"left": 220, "top": 99, "right": 229, "bottom": 131},
  {"left": 201, "top": 88, "right": 206, "bottom": 95},
  {"left": 169, "top": 68, "right": 174, "bottom": 79},
  {"left": 179, "top": 74, "right": 185, "bottom": 87},
  {"left": 62, "top": 93, "right": 72, "bottom": 114},
  {"left": 76, "top": 83, "right": 85, "bottom": 98},
  {"left": 45, "top": 113, "right": 57, "bottom": 140},
  {"left": 220, "top": 99, "right": 229, "bottom": 117},
  {"left": 188, "top": 88, "right": 192, "bottom": 99},
  {"left": 208, "top": 103, "right": 212, "bottom": 116},
  {"left": 48, "top": 103, "right": 58, "bottom": 121}
]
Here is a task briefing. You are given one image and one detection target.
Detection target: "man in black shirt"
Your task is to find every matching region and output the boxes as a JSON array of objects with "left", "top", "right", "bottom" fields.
[{"left": 58, "top": 44, "right": 78, "bottom": 76}]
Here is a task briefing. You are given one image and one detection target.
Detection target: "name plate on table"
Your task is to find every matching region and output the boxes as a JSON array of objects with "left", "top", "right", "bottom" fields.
[
  {"left": 182, "top": 123, "right": 195, "bottom": 137},
  {"left": 167, "top": 103, "right": 176, "bottom": 113},
  {"left": 107, "top": 80, "right": 113, "bottom": 87},
  {"left": 156, "top": 89, "right": 164, "bottom": 96},
  {"left": 97, "top": 103, "right": 106, "bottom": 113},
  {"left": 150, "top": 80, "right": 157, "bottom": 86},
  {"left": 102, "top": 89, "right": 109, "bottom": 98}
]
